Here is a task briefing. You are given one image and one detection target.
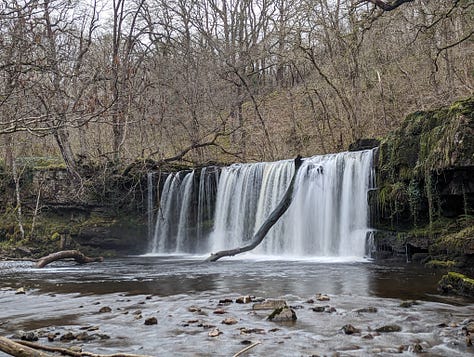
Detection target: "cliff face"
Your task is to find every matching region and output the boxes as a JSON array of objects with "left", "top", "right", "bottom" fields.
[{"left": 372, "top": 97, "right": 474, "bottom": 269}]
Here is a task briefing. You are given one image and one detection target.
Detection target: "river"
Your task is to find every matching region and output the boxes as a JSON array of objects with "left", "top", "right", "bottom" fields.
[{"left": 1, "top": 255, "right": 473, "bottom": 356}]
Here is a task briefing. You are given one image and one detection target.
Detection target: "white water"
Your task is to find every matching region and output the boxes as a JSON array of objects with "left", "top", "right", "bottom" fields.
[{"left": 149, "top": 150, "right": 375, "bottom": 258}]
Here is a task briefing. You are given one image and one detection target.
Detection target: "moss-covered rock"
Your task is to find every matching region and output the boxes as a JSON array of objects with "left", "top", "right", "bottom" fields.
[
  {"left": 438, "top": 271, "right": 474, "bottom": 297},
  {"left": 373, "top": 97, "right": 474, "bottom": 268}
]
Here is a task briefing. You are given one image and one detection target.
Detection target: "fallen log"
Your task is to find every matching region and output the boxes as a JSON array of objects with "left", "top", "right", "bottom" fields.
[
  {"left": 0, "top": 336, "right": 53, "bottom": 357},
  {"left": 0, "top": 336, "right": 153, "bottom": 357},
  {"left": 36, "top": 250, "right": 103, "bottom": 268},
  {"left": 205, "top": 155, "right": 303, "bottom": 262}
]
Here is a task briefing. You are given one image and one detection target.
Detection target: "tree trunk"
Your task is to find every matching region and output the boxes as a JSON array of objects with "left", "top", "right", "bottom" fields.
[
  {"left": 205, "top": 155, "right": 303, "bottom": 262},
  {"left": 0, "top": 336, "right": 53, "bottom": 357},
  {"left": 36, "top": 250, "right": 103, "bottom": 268}
]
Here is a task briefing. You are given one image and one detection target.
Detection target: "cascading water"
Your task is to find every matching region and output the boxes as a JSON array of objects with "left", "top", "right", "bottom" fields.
[{"left": 148, "top": 149, "right": 375, "bottom": 258}]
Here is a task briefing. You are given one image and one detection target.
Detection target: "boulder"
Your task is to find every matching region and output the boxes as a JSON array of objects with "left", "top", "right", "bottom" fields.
[{"left": 267, "top": 306, "right": 297, "bottom": 322}]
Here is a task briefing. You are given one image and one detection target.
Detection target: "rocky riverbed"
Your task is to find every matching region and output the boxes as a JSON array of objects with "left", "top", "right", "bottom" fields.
[{"left": 1, "top": 257, "right": 473, "bottom": 356}]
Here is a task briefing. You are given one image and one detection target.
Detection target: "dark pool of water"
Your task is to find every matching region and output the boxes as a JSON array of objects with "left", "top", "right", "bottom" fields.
[{"left": 0, "top": 256, "right": 461, "bottom": 301}]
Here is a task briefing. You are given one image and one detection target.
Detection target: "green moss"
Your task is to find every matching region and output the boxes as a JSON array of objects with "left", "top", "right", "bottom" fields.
[
  {"left": 438, "top": 271, "right": 474, "bottom": 297},
  {"left": 425, "top": 259, "right": 457, "bottom": 269},
  {"left": 433, "top": 224, "right": 474, "bottom": 256}
]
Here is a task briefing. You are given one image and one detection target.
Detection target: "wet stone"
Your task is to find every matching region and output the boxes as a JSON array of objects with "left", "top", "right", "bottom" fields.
[
  {"left": 60, "top": 332, "right": 76, "bottom": 341},
  {"left": 144, "top": 317, "right": 158, "bottom": 325},
  {"left": 15, "top": 287, "right": 26, "bottom": 295},
  {"left": 375, "top": 325, "right": 402, "bottom": 333},
  {"left": 133, "top": 310, "right": 142, "bottom": 315},
  {"left": 240, "top": 340, "right": 252, "bottom": 345},
  {"left": 400, "top": 300, "right": 420, "bottom": 308},
  {"left": 290, "top": 305, "right": 304, "bottom": 310},
  {"left": 98, "top": 306, "right": 112, "bottom": 313},
  {"left": 213, "top": 308, "right": 226, "bottom": 314},
  {"left": 218, "top": 298, "right": 233, "bottom": 305},
  {"left": 76, "top": 332, "right": 95, "bottom": 341},
  {"left": 236, "top": 296, "right": 252, "bottom": 304},
  {"left": 316, "top": 294, "right": 330, "bottom": 301},
  {"left": 47, "top": 333, "right": 56, "bottom": 342},
  {"left": 408, "top": 343, "right": 423, "bottom": 353},
  {"left": 362, "top": 334, "right": 374, "bottom": 340},
  {"left": 20, "top": 331, "right": 38, "bottom": 342},
  {"left": 222, "top": 317, "right": 238, "bottom": 325},
  {"left": 240, "top": 327, "right": 265, "bottom": 334},
  {"left": 355, "top": 307, "right": 378, "bottom": 313},
  {"left": 267, "top": 307, "right": 297, "bottom": 322},
  {"left": 208, "top": 328, "right": 222, "bottom": 337},
  {"left": 463, "top": 322, "right": 474, "bottom": 334},
  {"left": 342, "top": 324, "right": 361, "bottom": 335},
  {"left": 312, "top": 306, "right": 327, "bottom": 312},
  {"left": 188, "top": 306, "right": 202, "bottom": 313}
]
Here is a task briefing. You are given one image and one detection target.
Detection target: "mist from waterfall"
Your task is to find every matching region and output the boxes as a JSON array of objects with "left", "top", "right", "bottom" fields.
[{"left": 148, "top": 150, "right": 375, "bottom": 259}]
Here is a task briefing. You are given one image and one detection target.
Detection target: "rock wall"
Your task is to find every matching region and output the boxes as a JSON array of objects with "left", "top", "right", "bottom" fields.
[{"left": 372, "top": 97, "right": 474, "bottom": 269}]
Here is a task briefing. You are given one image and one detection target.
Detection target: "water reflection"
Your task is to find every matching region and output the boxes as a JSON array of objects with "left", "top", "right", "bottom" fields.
[{"left": 0, "top": 257, "right": 455, "bottom": 303}]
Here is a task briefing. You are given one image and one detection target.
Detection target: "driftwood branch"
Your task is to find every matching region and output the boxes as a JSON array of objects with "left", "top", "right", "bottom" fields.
[
  {"left": 232, "top": 341, "right": 262, "bottom": 357},
  {"left": 36, "top": 250, "right": 103, "bottom": 268},
  {"left": 0, "top": 336, "right": 53, "bottom": 357},
  {"left": 0, "top": 337, "right": 153, "bottom": 357},
  {"left": 205, "top": 156, "right": 303, "bottom": 262}
]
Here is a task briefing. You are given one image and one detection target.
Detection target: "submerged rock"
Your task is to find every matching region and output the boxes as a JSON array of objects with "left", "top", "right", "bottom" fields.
[
  {"left": 218, "top": 298, "right": 233, "bottom": 305},
  {"left": 60, "top": 332, "right": 76, "bottom": 341},
  {"left": 188, "top": 306, "right": 202, "bottom": 313},
  {"left": 208, "top": 328, "right": 222, "bottom": 337},
  {"left": 20, "top": 331, "right": 38, "bottom": 342},
  {"left": 267, "top": 306, "right": 297, "bottom": 322},
  {"left": 375, "top": 325, "right": 402, "bottom": 333},
  {"left": 253, "top": 299, "right": 287, "bottom": 310},
  {"left": 98, "top": 306, "right": 112, "bottom": 313},
  {"left": 400, "top": 300, "right": 419, "bottom": 308},
  {"left": 236, "top": 295, "right": 252, "bottom": 304},
  {"left": 316, "top": 294, "right": 330, "bottom": 301},
  {"left": 76, "top": 332, "right": 95, "bottom": 341},
  {"left": 355, "top": 307, "right": 378, "bottom": 313},
  {"left": 222, "top": 317, "right": 238, "bottom": 325},
  {"left": 144, "top": 317, "right": 158, "bottom": 325},
  {"left": 342, "top": 324, "right": 361, "bottom": 335}
]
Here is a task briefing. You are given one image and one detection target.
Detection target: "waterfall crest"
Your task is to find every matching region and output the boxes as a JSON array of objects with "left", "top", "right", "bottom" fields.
[{"left": 148, "top": 150, "right": 374, "bottom": 258}]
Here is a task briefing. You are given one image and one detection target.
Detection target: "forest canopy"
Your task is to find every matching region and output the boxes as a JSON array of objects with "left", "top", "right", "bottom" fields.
[{"left": 0, "top": 0, "right": 472, "bottom": 173}]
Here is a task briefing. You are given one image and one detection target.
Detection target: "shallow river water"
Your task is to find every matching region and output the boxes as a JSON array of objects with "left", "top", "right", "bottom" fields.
[{"left": 1, "top": 255, "right": 473, "bottom": 356}]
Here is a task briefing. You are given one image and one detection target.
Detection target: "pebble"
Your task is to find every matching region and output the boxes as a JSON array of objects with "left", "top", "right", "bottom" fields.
[
  {"left": 208, "top": 328, "right": 222, "bottom": 337},
  {"left": 188, "top": 306, "right": 201, "bottom": 313},
  {"left": 144, "top": 317, "right": 157, "bottom": 325},
  {"left": 98, "top": 306, "right": 112, "bottom": 313},
  {"left": 236, "top": 296, "right": 252, "bottom": 304},
  {"left": 342, "top": 324, "right": 360, "bottom": 335},
  {"left": 316, "top": 293, "right": 330, "bottom": 301},
  {"left": 213, "top": 308, "right": 226, "bottom": 314},
  {"left": 222, "top": 317, "right": 238, "bottom": 325}
]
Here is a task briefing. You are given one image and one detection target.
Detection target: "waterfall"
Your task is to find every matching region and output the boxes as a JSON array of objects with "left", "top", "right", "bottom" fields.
[
  {"left": 148, "top": 149, "right": 375, "bottom": 258},
  {"left": 147, "top": 172, "right": 154, "bottom": 243}
]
